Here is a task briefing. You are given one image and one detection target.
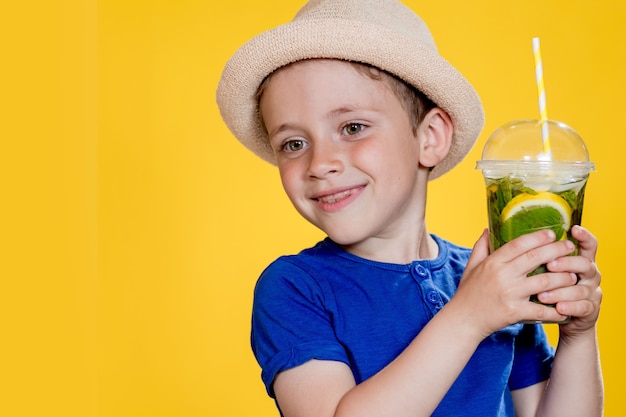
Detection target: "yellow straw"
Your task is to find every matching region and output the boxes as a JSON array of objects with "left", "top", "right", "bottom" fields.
[{"left": 532, "top": 37, "right": 552, "bottom": 159}]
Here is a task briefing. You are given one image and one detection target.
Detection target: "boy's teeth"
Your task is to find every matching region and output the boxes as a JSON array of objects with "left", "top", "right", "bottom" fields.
[{"left": 319, "top": 189, "right": 351, "bottom": 203}]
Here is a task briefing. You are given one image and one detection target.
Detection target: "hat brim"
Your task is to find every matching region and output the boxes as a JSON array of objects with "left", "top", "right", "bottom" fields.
[{"left": 217, "top": 18, "right": 484, "bottom": 180}]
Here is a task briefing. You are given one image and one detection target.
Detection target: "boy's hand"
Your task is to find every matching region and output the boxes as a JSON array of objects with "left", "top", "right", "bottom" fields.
[
  {"left": 535, "top": 225, "right": 602, "bottom": 337},
  {"left": 455, "top": 229, "right": 579, "bottom": 338}
]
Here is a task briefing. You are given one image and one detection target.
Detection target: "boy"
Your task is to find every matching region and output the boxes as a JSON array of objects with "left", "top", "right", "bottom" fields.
[{"left": 216, "top": 1, "right": 603, "bottom": 416}]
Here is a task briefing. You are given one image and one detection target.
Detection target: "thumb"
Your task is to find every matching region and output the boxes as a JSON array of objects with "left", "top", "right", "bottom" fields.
[
  {"left": 571, "top": 225, "right": 598, "bottom": 261},
  {"left": 465, "top": 229, "right": 491, "bottom": 273}
]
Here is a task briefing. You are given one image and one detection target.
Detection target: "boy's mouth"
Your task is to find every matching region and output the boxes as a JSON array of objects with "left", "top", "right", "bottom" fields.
[
  {"left": 316, "top": 189, "right": 355, "bottom": 204},
  {"left": 312, "top": 185, "right": 366, "bottom": 205}
]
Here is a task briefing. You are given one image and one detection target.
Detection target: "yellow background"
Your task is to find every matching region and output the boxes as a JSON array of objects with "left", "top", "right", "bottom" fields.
[{"left": 1, "top": 0, "right": 624, "bottom": 415}]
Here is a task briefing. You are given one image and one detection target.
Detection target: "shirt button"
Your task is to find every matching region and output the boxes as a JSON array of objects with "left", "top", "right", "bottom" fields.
[
  {"left": 414, "top": 264, "right": 428, "bottom": 277},
  {"left": 427, "top": 291, "right": 440, "bottom": 304}
]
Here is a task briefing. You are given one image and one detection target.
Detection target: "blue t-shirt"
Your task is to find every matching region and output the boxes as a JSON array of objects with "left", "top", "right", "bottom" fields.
[{"left": 251, "top": 235, "right": 554, "bottom": 416}]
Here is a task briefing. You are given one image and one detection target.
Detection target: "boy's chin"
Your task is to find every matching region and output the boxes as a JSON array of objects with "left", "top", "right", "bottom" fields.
[
  {"left": 304, "top": 216, "right": 371, "bottom": 246},
  {"left": 323, "top": 230, "right": 367, "bottom": 248}
]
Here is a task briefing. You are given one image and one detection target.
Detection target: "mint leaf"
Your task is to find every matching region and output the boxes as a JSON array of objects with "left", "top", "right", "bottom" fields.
[{"left": 500, "top": 206, "right": 565, "bottom": 242}]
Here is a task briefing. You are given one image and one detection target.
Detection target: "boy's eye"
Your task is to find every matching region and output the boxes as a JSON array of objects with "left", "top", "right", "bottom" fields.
[
  {"left": 284, "top": 139, "right": 306, "bottom": 152},
  {"left": 343, "top": 123, "right": 365, "bottom": 135}
]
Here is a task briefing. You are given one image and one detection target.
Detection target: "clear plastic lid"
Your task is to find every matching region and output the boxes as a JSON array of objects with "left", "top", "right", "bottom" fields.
[{"left": 476, "top": 119, "right": 594, "bottom": 174}]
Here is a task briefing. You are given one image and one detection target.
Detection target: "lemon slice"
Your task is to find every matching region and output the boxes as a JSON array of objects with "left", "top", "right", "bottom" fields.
[{"left": 499, "top": 191, "right": 572, "bottom": 242}]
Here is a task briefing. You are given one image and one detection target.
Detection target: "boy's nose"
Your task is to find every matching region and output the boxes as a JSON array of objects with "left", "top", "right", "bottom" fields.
[{"left": 307, "top": 141, "right": 343, "bottom": 179}]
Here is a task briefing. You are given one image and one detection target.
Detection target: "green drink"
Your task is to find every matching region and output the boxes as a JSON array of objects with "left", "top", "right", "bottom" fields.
[
  {"left": 485, "top": 176, "right": 587, "bottom": 280},
  {"left": 477, "top": 120, "right": 594, "bottom": 320}
]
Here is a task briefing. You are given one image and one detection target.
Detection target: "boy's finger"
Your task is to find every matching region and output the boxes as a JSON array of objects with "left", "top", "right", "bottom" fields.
[
  {"left": 571, "top": 225, "right": 598, "bottom": 260},
  {"left": 494, "top": 229, "right": 558, "bottom": 263},
  {"left": 548, "top": 254, "right": 598, "bottom": 281},
  {"left": 526, "top": 271, "right": 577, "bottom": 300},
  {"left": 466, "top": 229, "right": 490, "bottom": 271}
]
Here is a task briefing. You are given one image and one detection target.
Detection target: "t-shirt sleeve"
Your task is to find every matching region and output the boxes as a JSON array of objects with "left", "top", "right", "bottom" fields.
[
  {"left": 509, "top": 323, "right": 555, "bottom": 390},
  {"left": 251, "top": 258, "right": 349, "bottom": 397}
]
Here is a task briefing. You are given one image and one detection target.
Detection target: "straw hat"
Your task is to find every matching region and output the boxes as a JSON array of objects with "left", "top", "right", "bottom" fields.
[{"left": 216, "top": 0, "right": 484, "bottom": 180}]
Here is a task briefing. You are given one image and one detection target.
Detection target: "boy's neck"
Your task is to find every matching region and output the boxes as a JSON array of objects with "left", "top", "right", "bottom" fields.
[{"left": 340, "top": 226, "right": 438, "bottom": 264}]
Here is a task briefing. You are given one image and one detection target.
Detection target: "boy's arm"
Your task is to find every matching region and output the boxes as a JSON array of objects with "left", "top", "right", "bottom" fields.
[
  {"left": 511, "top": 381, "right": 547, "bottom": 417},
  {"left": 275, "top": 295, "right": 489, "bottom": 417},
  {"left": 512, "top": 329, "right": 602, "bottom": 417},
  {"left": 537, "top": 328, "right": 603, "bottom": 417},
  {"left": 274, "top": 230, "right": 579, "bottom": 417}
]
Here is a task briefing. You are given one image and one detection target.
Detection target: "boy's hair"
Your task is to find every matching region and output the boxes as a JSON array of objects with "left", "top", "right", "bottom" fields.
[
  {"left": 352, "top": 62, "right": 437, "bottom": 135},
  {"left": 256, "top": 60, "right": 436, "bottom": 136}
]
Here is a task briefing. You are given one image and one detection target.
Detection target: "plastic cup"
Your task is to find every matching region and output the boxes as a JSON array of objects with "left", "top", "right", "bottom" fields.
[{"left": 476, "top": 119, "right": 594, "bottom": 322}]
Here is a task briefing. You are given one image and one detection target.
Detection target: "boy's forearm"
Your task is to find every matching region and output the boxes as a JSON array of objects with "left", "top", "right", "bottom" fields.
[
  {"left": 335, "top": 301, "right": 485, "bottom": 417},
  {"left": 536, "top": 327, "right": 603, "bottom": 417}
]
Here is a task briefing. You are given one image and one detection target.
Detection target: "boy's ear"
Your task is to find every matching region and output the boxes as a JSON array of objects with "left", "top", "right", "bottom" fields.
[{"left": 417, "top": 108, "right": 453, "bottom": 168}]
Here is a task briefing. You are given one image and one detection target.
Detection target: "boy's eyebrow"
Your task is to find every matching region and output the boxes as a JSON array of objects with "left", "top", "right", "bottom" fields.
[
  {"left": 268, "top": 106, "right": 370, "bottom": 138},
  {"left": 268, "top": 106, "right": 362, "bottom": 137},
  {"left": 326, "top": 105, "right": 363, "bottom": 119},
  {"left": 267, "top": 123, "right": 298, "bottom": 139}
]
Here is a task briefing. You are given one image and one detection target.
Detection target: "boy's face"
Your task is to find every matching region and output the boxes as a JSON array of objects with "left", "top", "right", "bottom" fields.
[{"left": 259, "top": 59, "right": 430, "bottom": 247}]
